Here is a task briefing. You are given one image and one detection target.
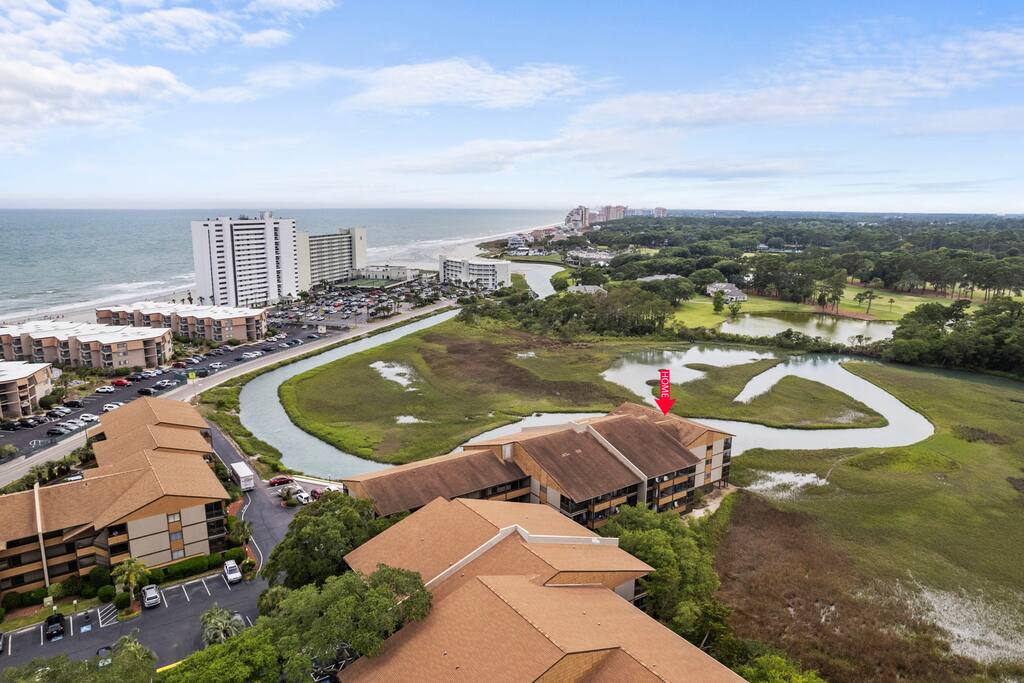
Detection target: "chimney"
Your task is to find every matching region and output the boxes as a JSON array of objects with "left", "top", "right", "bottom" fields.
[{"left": 501, "top": 443, "right": 513, "bottom": 461}]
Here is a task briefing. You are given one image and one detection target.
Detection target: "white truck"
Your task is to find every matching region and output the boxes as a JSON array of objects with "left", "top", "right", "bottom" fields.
[{"left": 230, "top": 461, "right": 256, "bottom": 492}]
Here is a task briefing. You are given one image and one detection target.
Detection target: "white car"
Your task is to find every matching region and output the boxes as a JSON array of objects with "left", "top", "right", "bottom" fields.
[
  {"left": 295, "top": 491, "right": 311, "bottom": 505},
  {"left": 102, "top": 403, "right": 121, "bottom": 413},
  {"left": 223, "top": 560, "right": 243, "bottom": 584},
  {"left": 94, "top": 386, "right": 115, "bottom": 394},
  {"left": 78, "top": 413, "right": 99, "bottom": 423},
  {"left": 60, "top": 421, "right": 83, "bottom": 430},
  {"left": 209, "top": 362, "right": 226, "bottom": 370}
]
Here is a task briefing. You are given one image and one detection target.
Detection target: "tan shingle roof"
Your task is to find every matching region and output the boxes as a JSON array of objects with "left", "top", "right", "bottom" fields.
[
  {"left": 93, "top": 424, "right": 212, "bottom": 466},
  {"left": 0, "top": 489, "right": 41, "bottom": 546},
  {"left": 610, "top": 402, "right": 732, "bottom": 445},
  {"left": 91, "top": 397, "right": 209, "bottom": 438},
  {"left": 346, "top": 575, "right": 742, "bottom": 683},
  {"left": 585, "top": 414, "right": 701, "bottom": 474},
  {"left": 343, "top": 450, "right": 525, "bottom": 517}
]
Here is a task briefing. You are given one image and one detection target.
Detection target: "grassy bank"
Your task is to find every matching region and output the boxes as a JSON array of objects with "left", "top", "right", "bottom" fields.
[
  {"left": 666, "top": 359, "right": 886, "bottom": 429},
  {"left": 723, "top": 362, "right": 1024, "bottom": 673}
]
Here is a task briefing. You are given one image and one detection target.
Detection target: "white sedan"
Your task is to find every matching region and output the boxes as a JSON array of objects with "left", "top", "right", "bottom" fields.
[
  {"left": 94, "top": 386, "right": 116, "bottom": 394},
  {"left": 78, "top": 413, "right": 99, "bottom": 422}
]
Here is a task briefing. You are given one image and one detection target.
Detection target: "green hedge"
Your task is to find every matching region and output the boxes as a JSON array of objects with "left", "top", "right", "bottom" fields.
[
  {"left": 114, "top": 592, "right": 131, "bottom": 610},
  {"left": 80, "top": 584, "right": 97, "bottom": 599},
  {"left": 2, "top": 592, "right": 20, "bottom": 610},
  {"left": 97, "top": 585, "right": 116, "bottom": 603},
  {"left": 162, "top": 548, "right": 248, "bottom": 583}
]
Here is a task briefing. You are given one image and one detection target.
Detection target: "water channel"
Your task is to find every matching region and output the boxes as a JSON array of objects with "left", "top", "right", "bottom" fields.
[{"left": 238, "top": 265, "right": 932, "bottom": 477}]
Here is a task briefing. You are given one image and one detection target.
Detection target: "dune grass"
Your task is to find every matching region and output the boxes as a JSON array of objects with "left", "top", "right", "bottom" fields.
[{"left": 666, "top": 360, "right": 887, "bottom": 429}]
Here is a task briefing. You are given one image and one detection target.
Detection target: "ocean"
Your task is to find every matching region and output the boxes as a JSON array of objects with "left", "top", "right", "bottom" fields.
[{"left": 0, "top": 208, "right": 563, "bottom": 320}]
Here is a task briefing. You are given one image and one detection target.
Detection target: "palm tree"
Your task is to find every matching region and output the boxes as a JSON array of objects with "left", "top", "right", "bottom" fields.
[
  {"left": 201, "top": 605, "right": 245, "bottom": 646},
  {"left": 233, "top": 519, "right": 254, "bottom": 548},
  {"left": 888, "top": 297, "right": 896, "bottom": 311},
  {"left": 112, "top": 558, "right": 148, "bottom": 604}
]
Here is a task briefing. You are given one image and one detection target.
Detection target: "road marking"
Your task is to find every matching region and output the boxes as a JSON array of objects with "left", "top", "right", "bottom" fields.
[
  {"left": 68, "top": 615, "right": 73, "bottom": 637},
  {"left": 161, "top": 589, "right": 169, "bottom": 608},
  {"left": 221, "top": 574, "right": 231, "bottom": 591},
  {"left": 39, "top": 625, "right": 43, "bottom": 646},
  {"left": 97, "top": 603, "right": 119, "bottom": 628},
  {"left": 245, "top": 615, "right": 253, "bottom": 627},
  {"left": 181, "top": 584, "right": 190, "bottom": 602},
  {"left": 201, "top": 578, "right": 211, "bottom": 596}
]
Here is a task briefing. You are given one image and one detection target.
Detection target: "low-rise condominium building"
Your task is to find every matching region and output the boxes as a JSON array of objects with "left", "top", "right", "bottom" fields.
[
  {"left": 296, "top": 227, "right": 368, "bottom": 291},
  {"left": 0, "top": 361, "right": 53, "bottom": 420},
  {"left": 96, "top": 301, "right": 268, "bottom": 342},
  {"left": 0, "top": 320, "right": 174, "bottom": 369},
  {"left": 0, "top": 398, "right": 228, "bottom": 598},
  {"left": 438, "top": 255, "right": 512, "bottom": 289},
  {"left": 705, "top": 282, "right": 748, "bottom": 302},
  {"left": 342, "top": 497, "right": 742, "bottom": 682},
  {"left": 357, "top": 265, "right": 414, "bottom": 283},
  {"left": 341, "top": 403, "right": 732, "bottom": 529}
]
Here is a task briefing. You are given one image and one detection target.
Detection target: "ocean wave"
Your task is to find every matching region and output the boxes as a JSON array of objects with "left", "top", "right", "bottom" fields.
[{"left": 0, "top": 276, "right": 196, "bottom": 322}]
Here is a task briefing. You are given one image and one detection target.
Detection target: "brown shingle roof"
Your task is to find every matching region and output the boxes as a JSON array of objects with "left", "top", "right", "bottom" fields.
[
  {"left": 514, "top": 428, "right": 640, "bottom": 502},
  {"left": 586, "top": 414, "right": 700, "bottom": 475},
  {"left": 0, "top": 489, "right": 41, "bottom": 546},
  {"left": 610, "top": 402, "right": 732, "bottom": 445},
  {"left": 343, "top": 450, "right": 525, "bottom": 517}
]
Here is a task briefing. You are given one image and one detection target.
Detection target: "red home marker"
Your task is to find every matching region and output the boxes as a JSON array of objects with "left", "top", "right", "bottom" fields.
[{"left": 655, "top": 368, "right": 676, "bottom": 415}]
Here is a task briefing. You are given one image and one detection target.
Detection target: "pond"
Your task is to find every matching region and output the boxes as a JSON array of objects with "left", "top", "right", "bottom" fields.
[
  {"left": 719, "top": 310, "right": 895, "bottom": 342},
  {"left": 511, "top": 262, "right": 563, "bottom": 299},
  {"left": 601, "top": 347, "right": 933, "bottom": 454}
]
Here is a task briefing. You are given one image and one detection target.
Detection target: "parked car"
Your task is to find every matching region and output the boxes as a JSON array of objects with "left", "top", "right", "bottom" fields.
[
  {"left": 44, "top": 614, "right": 65, "bottom": 641},
  {"left": 137, "top": 387, "right": 157, "bottom": 396},
  {"left": 141, "top": 584, "right": 161, "bottom": 608},
  {"left": 172, "top": 361, "right": 187, "bottom": 368},
  {"left": 17, "top": 418, "right": 39, "bottom": 429},
  {"left": 94, "top": 385, "right": 115, "bottom": 394},
  {"left": 209, "top": 362, "right": 226, "bottom": 370},
  {"left": 46, "top": 427, "right": 69, "bottom": 437},
  {"left": 275, "top": 483, "right": 304, "bottom": 498},
  {"left": 140, "top": 371, "right": 156, "bottom": 379},
  {"left": 112, "top": 379, "right": 132, "bottom": 387},
  {"left": 63, "top": 399, "right": 84, "bottom": 408},
  {"left": 78, "top": 413, "right": 99, "bottom": 422},
  {"left": 63, "top": 419, "right": 86, "bottom": 429},
  {"left": 311, "top": 485, "right": 341, "bottom": 501},
  {"left": 306, "top": 334, "right": 319, "bottom": 339},
  {"left": 223, "top": 560, "right": 243, "bottom": 584},
  {"left": 268, "top": 476, "right": 294, "bottom": 487},
  {"left": 0, "top": 631, "right": 5, "bottom": 654},
  {"left": 295, "top": 491, "right": 311, "bottom": 505},
  {"left": 127, "top": 373, "right": 144, "bottom": 381},
  {"left": 102, "top": 403, "right": 122, "bottom": 412},
  {"left": 0, "top": 421, "right": 19, "bottom": 431}
]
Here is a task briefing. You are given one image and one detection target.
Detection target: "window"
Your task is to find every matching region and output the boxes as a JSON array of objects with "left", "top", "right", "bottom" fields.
[
  {"left": 167, "top": 512, "right": 181, "bottom": 524},
  {"left": 169, "top": 531, "right": 183, "bottom": 542},
  {"left": 171, "top": 549, "right": 184, "bottom": 560}
]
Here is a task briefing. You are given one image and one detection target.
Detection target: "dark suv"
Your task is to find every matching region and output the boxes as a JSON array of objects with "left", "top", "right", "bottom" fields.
[{"left": 44, "top": 614, "right": 65, "bottom": 641}]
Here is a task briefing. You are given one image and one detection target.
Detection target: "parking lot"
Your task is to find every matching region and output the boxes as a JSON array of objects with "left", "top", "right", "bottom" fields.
[
  {"left": 3, "top": 572, "right": 265, "bottom": 668},
  {"left": 0, "top": 324, "right": 327, "bottom": 457}
]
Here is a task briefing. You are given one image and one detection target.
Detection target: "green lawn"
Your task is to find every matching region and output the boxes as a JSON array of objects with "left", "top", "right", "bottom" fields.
[
  {"left": 506, "top": 253, "right": 564, "bottom": 264},
  {"left": 666, "top": 360, "right": 886, "bottom": 429},
  {"left": 730, "top": 362, "right": 1024, "bottom": 601}
]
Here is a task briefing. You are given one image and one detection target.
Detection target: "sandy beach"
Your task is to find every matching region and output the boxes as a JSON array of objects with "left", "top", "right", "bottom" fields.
[{"left": 0, "top": 224, "right": 555, "bottom": 327}]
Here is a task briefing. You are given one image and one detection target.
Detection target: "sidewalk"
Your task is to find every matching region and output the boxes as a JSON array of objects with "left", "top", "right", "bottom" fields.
[{"left": 0, "top": 301, "right": 455, "bottom": 488}]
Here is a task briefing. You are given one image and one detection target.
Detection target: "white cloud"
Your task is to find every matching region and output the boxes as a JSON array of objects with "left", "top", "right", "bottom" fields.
[
  {"left": 241, "top": 28, "right": 292, "bottom": 48},
  {"left": 895, "top": 106, "right": 1024, "bottom": 136},
  {"left": 119, "top": 8, "right": 239, "bottom": 52},
  {"left": 618, "top": 161, "right": 808, "bottom": 181},
  {"left": 244, "top": 0, "right": 334, "bottom": 17},
  {"left": 576, "top": 26, "right": 1024, "bottom": 129},
  {"left": 342, "top": 58, "right": 581, "bottom": 110}
]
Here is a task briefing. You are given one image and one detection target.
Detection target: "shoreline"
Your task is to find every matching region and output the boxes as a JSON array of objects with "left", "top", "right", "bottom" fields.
[{"left": 0, "top": 222, "right": 558, "bottom": 326}]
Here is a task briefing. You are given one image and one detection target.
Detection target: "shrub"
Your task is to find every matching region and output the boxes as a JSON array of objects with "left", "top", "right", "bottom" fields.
[
  {"left": 241, "top": 558, "right": 255, "bottom": 573},
  {"left": 147, "top": 568, "right": 165, "bottom": 585},
  {"left": 0, "top": 607, "right": 5, "bottom": 622},
  {"left": 97, "top": 585, "right": 116, "bottom": 603},
  {"left": 80, "top": 584, "right": 96, "bottom": 599},
  {"left": 24, "top": 588, "right": 47, "bottom": 606},
  {"left": 89, "top": 566, "right": 111, "bottom": 588},
  {"left": 39, "top": 394, "right": 60, "bottom": 409},
  {"left": 61, "top": 574, "right": 82, "bottom": 597},
  {"left": 285, "top": 498, "right": 298, "bottom": 507},
  {"left": 226, "top": 339, "right": 242, "bottom": 346},
  {"left": 164, "top": 556, "right": 209, "bottom": 581},
  {"left": 222, "top": 547, "right": 247, "bottom": 564},
  {"left": 2, "top": 592, "right": 21, "bottom": 610},
  {"left": 114, "top": 592, "right": 131, "bottom": 610}
]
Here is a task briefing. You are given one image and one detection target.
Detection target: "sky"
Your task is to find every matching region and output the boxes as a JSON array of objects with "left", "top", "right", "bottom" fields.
[{"left": 2, "top": 0, "right": 1023, "bottom": 212}]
